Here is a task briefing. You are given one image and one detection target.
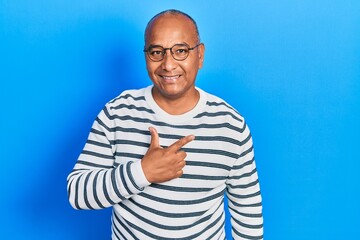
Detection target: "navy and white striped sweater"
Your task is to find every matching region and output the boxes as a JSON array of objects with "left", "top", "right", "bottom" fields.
[{"left": 67, "top": 85, "right": 263, "bottom": 239}]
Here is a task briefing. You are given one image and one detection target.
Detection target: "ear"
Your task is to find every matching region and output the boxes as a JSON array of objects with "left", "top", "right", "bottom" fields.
[{"left": 198, "top": 43, "right": 205, "bottom": 69}]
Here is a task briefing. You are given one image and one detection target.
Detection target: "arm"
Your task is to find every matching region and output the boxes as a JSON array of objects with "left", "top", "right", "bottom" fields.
[
  {"left": 226, "top": 123, "right": 263, "bottom": 239},
  {"left": 67, "top": 108, "right": 194, "bottom": 210},
  {"left": 66, "top": 107, "right": 150, "bottom": 210}
]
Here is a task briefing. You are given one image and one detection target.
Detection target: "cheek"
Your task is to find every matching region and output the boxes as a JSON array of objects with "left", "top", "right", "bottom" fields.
[
  {"left": 146, "top": 62, "right": 158, "bottom": 74},
  {"left": 182, "top": 60, "right": 199, "bottom": 75}
]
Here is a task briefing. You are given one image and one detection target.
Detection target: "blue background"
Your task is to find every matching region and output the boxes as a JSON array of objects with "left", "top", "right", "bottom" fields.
[{"left": 1, "top": 1, "right": 359, "bottom": 239}]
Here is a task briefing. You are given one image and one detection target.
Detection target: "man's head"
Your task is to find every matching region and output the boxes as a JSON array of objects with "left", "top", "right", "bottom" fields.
[
  {"left": 144, "top": 10, "right": 205, "bottom": 102},
  {"left": 144, "top": 9, "right": 201, "bottom": 46}
]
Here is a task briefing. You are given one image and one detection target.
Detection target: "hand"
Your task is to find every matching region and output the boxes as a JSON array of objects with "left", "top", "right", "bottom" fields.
[{"left": 141, "top": 127, "right": 195, "bottom": 183}]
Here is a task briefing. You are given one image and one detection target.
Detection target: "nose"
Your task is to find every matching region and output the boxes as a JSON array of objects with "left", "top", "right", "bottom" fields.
[{"left": 161, "top": 49, "right": 178, "bottom": 71}]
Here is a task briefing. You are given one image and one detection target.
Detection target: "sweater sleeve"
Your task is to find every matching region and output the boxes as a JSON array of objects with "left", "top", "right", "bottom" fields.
[
  {"left": 225, "top": 122, "right": 263, "bottom": 239},
  {"left": 67, "top": 106, "right": 150, "bottom": 210}
]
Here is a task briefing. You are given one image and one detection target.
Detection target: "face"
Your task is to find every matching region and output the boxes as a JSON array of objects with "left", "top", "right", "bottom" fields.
[{"left": 144, "top": 14, "right": 205, "bottom": 101}]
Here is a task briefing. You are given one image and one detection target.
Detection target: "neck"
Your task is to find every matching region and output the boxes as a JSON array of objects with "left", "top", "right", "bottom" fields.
[{"left": 152, "top": 87, "right": 200, "bottom": 115}]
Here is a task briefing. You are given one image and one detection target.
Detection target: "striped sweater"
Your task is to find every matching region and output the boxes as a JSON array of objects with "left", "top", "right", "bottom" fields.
[{"left": 67, "top": 85, "right": 263, "bottom": 239}]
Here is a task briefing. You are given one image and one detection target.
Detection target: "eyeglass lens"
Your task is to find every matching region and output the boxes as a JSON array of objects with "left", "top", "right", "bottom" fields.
[{"left": 147, "top": 44, "right": 190, "bottom": 61}]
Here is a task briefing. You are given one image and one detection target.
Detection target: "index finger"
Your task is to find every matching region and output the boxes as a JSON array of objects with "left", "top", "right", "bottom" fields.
[{"left": 168, "top": 135, "right": 195, "bottom": 152}]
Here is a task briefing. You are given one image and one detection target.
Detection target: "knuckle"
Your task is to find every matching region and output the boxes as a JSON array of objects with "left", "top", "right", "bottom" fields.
[
  {"left": 177, "top": 170, "right": 183, "bottom": 177},
  {"left": 178, "top": 151, "right": 187, "bottom": 159},
  {"left": 179, "top": 160, "right": 186, "bottom": 167}
]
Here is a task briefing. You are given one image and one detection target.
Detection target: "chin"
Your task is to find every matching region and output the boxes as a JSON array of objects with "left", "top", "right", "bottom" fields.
[{"left": 161, "top": 89, "right": 183, "bottom": 98}]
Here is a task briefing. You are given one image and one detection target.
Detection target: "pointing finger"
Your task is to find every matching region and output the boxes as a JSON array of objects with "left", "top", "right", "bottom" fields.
[{"left": 168, "top": 135, "right": 195, "bottom": 152}]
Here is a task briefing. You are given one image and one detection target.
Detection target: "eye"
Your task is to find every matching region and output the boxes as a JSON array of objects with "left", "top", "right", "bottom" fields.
[
  {"left": 175, "top": 48, "right": 188, "bottom": 54},
  {"left": 150, "top": 50, "right": 163, "bottom": 56}
]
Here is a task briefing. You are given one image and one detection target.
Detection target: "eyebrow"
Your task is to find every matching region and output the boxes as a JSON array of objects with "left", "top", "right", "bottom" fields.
[
  {"left": 147, "top": 44, "right": 163, "bottom": 48},
  {"left": 147, "top": 42, "right": 190, "bottom": 48}
]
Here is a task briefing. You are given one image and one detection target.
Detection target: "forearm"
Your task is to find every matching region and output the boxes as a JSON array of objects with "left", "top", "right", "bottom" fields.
[
  {"left": 227, "top": 156, "right": 263, "bottom": 239},
  {"left": 227, "top": 177, "right": 263, "bottom": 239},
  {"left": 67, "top": 160, "right": 149, "bottom": 210}
]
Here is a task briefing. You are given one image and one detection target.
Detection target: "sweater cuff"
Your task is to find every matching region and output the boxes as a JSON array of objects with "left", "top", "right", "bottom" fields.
[{"left": 131, "top": 160, "right": 151, "bottom": 189}]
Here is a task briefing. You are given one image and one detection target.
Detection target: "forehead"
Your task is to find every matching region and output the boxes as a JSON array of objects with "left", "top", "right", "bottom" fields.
[{"left": 145, "top": 14, "right": 198, "bottom": 46}]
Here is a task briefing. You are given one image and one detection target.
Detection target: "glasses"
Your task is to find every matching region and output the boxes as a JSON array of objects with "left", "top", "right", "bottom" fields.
[{"left": 144, "top": 43, "right": 202, "bottom": 62}]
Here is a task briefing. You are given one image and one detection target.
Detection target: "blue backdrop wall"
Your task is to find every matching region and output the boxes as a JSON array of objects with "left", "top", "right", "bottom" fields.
[{"left": 1, "top": 1, "right": 359, "bottom": 239}]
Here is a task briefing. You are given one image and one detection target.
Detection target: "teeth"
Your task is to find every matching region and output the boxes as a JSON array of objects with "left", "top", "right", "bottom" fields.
[{"left": 162, "top": 75, "right": 179, "bottom": 80}]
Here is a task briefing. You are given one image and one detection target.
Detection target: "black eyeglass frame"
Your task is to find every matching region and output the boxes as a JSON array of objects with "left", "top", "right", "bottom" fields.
[{"left": 143, "top": 43, "right": 202, "bottom": 62}]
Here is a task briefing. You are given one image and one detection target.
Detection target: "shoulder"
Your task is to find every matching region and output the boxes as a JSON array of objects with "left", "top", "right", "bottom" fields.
[
  {"left": 97, "top": 86, "right": 154, "bottom": 120},
  {"left": 199, "top": 88, "right": 246, "bottom": 127},
  {"left": 105, "top": 86, "right": 150, "bottom": 109}
]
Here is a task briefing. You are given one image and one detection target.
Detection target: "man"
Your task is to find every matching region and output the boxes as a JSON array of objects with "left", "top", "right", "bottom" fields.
[{"left": 67, "top": 9, "right": 263, "bottom": 239}]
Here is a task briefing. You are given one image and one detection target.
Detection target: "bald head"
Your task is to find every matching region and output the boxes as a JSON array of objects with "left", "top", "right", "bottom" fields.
[{"left": 144, "top": 9, "right": 200, "bottom": 47}]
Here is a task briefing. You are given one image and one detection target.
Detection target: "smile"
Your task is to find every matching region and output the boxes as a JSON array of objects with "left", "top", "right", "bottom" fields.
[{"left": 160, "top": 75, "right": 181, "bottom": 82}]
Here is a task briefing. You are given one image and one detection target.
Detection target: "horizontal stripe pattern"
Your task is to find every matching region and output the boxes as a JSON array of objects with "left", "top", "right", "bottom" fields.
[{"left": 67, "top": 86, "right": 263, "bottom": 239}]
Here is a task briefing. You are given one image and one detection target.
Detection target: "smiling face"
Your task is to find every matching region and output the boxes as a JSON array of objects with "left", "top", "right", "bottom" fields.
[{"left": 144, "top": 13, "right": 205, "bottom": 103}]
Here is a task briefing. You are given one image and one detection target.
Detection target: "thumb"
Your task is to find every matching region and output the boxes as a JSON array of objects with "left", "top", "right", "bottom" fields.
[{"left": 149, "top": 127, "right": 160, "bottom": 149}]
